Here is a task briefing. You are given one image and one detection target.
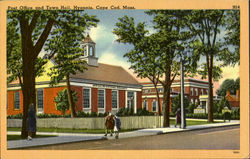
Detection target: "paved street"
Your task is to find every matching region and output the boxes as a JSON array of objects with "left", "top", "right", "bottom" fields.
[{"left": 24, "top": 125, "right": 239, "bottom": 150}]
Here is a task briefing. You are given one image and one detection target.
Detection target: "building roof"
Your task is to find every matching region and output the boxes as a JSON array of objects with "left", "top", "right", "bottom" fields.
[
  {"left": 82, "top": 34, "right": 95, "bottom": 44},
  {"left": 70, "top": 63, "right": 140, "bottom": 86}
]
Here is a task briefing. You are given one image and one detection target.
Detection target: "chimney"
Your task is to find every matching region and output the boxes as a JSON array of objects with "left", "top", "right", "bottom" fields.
[
  {"left": 236, "top": 90, "right": 240, "bottom": 101},
  {"left": 226, "top": 90, "right": 230, "bottom": 96}
]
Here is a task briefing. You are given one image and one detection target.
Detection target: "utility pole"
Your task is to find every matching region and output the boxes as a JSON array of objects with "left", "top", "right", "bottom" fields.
[{"left": 180, "top": 55, "right": 186, "bottom": 129}]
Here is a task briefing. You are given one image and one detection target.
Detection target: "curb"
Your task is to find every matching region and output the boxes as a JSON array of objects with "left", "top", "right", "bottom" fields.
[
  {"left": 8, "top": 136, "right": 108, "bottom": 150},
  {"left": 157, "top": 123, "right": 240, "bottom": 135}
]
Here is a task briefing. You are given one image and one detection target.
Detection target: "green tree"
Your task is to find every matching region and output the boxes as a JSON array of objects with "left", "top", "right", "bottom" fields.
[
  {"left": 221, "top": 10, "right": 240, "bottom": 65},
  {"left": 186, "top": 10, "right": 239, "bottom": 122},
  {"left": 113, "top": 16, "right": 162, "bottom": 115},
  {"left": 216, "top": 78, "right": 239, "bottom": 96},
  {"left": 187, "top": 103, "right": 197, "bottom": 114},
  {"left": 46, "top": 11, "right": 98, "bottom": 117},
  {"left": 113, "top": 10, "right": 198, "bottom": 127},
  {"left": 172, "top": 94, "right": 190, "bottom": 114},
  {"left": 7, "top": 10, "right": 99, "bottom": 138},
  {"left": 217, "top": 97, "right": 231, "bottom": 113},
  {"left": 144, "top": 10, "right": 197, "bottom": 127},
  {"left": 54, "top": 89, "right": 78, "bottom": 115}
]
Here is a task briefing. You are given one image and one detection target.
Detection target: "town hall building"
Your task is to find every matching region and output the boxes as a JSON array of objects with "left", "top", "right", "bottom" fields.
[{"left": 7, "top": 35, "right": 142, "bottom": 116}]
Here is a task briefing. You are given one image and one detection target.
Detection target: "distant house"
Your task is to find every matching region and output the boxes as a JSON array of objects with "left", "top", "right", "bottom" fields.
[
  {"left": 141, "top": 78, "right": 209, "bottom": 113},
  {"left": 7, "top": 35, "right": 142, "bottom": 116},
  {"left": 225, "top": 90, "right": 240, "bottom": 110}
]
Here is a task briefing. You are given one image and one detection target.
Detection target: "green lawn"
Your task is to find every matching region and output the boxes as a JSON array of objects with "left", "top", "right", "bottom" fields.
[
  {"left": 7, "top": 127, "right": 137, "bottom": 134},
  {"left": 7, "top": 134, "right": 58, "bottom": 141},
  {"left": 7, "top": 119, "right": 221, "bottom": 134},
  {"left": 170, "top": 119, "right": 222, "bottom": 126}
]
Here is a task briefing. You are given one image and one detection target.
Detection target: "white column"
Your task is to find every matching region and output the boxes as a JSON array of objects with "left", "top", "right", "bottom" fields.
[
  {"left": 134, "top": 92, "right": 137, "bottom": 114},
  {"left": 125, "top": 91, "right": 127, "bottom": 108},
  {"left": 206, "top": 99, "right": 208, "bottom": 114}
]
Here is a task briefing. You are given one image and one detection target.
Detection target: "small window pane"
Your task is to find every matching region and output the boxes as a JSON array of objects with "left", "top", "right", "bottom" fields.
[
  {"left": 98, "top": 90, "right": 105, "bottom": 108},
  {"left": 112, "top": 91, "right": 118, "bottom": 108},
  {"left": 37, "top": 90, "right": 43, "bottom": 109},
  {"left": 83, "top": 89, "right": 90, "bottom": 108},
  {"left": 152, "top": 101, "right": 157, "bottom": 112},
  {"left": 14, "top": 92, "right": 20, "bottom": 110}
]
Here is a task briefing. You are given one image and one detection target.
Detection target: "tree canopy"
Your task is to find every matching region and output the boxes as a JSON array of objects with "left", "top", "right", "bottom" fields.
[
  {"left": 7, "top": 10, "right": 99, "bottom": 137},
  {"left": 216, "top": 78, "right": 240, "bottom": 96}
]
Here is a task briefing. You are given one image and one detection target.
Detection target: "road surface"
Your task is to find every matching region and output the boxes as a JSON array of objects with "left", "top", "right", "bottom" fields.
[{"left": 25, "top": 125, "right": 239, "bottom": 150}]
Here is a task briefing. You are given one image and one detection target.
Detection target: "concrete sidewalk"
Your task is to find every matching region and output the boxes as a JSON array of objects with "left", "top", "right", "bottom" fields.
[{"left": 7, "top": 120, "right": 239, "bottom": 149}]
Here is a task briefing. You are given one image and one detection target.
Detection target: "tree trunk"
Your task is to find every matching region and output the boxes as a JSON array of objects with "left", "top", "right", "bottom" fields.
[
  {"left": 66, "top": 74, "right": 76, "bottom": 117},
  {"left": 163, "top": 64, "right": 171, "bottom": 127},
  {"left": 153, "top": 83, "right": 162, "bottom": 128},
  {"left": 18, "top": 13, "right": 54, "bottom": 138},
  {"left": 20, "top": 18, "right": 37, "bottom": 138},
  {"left": 21, "top": 50, "right": 37, "bottom": 138},
  {"left": 208, "top": 55, "right": 214, "bottom": 122},
  {"left": 153, "top": 83, "right": 161, "bottom": 115}
]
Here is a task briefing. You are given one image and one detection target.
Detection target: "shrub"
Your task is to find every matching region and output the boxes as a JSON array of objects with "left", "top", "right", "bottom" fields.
[
  {"left": 97, "top": 112, "right": 107, "bottom": 117},
  {"left": 90, "top": 112, "right": 97, "bottom": 117},
  {"left": 231, "top": 108, "right": 240, "bottom": 119},
  {"left": 76, "top": 111, "right": 87, "bottom": 117},
  {"left": 172, "top": 94, "right": 190, "bottom": 113},
  {"left": 37, "top": 113, "right": 71, "bottom": 118},
  {"left": 7, "top": 113, "right": 23, "bottom": 119},
  {"left": 169, "top": 112, "right": 175, "bottom": 117},
  {"left": 217, "top": 97, "right": 231, "bottom": 113},
  {"left": 137, "top": 108, "right": 154, "bottom": 116},
  {"left": 187, "top": 103, "right": 196, "bottom": 114},
  {"left": 54, "top": 89, "right": 78, "bottom": 115}
]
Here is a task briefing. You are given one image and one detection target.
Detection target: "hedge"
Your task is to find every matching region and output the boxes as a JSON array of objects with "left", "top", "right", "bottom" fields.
[{"left": 7, "top": 110, "right": 240, "bottom": 120}]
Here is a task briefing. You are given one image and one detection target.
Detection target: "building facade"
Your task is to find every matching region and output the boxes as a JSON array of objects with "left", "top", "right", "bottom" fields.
[
  {"left": 7, "top": 35, "right": 142, "bottom": 116},
  {"left": 141, "top": 78, "right": 209, "bottom": 113}
]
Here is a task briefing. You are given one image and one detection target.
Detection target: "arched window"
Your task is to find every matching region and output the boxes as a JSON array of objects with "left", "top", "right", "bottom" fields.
[
  {"left": 89, "top": 46, "right": 93, "bottom": 56},
  {"left": 84, "top": 46, "right": 87, "bottom": 56}
]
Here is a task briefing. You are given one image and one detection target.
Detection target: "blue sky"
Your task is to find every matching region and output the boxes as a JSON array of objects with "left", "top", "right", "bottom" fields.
[
  {"left": 84, "top": 10, "right": 154, "bottom": 70},
  {"left": 39, "top": 10, "right": 238, "bottom": 87},
  {"left": 83, "top": 10, "right": 239, "bottom": 85}
]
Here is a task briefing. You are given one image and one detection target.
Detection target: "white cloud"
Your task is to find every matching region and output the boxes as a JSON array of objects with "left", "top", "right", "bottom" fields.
[
  {"left": 99, "top": 52, "right": 130, "bottom": 69},
  {"left": 219, "top": 65, "right": 239, "bottom": 84},
  {"left": 146, "top": 27, "right": 156, "bottom": 35},
  {"left": 89, "top": 25, "right": 116, "bottom": 43},
  {"left": 38, "top": 49, "right": 48, "bottom": 58}
]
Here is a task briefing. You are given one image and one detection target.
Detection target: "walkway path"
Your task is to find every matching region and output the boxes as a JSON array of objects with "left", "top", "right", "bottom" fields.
[{"left": 7, "top": 120, "right": 239, "bottom": 149}]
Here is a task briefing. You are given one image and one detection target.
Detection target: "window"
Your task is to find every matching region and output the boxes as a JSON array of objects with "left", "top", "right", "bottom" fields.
[
  {"left": 191, "top": 99, "right": 194, "bottom": 104},
  {"left": 195, "top": 88, "right": 198, "bottom": 96},
  {"left": 190, "top": 88, "right": 193, "bottom": 96},
  {"left": 195, "top": 99, "right": 199, "bottom": 104},
  {"left": 201, "top": 89, "right": 204, "bottom": 95},
  {"left": 152, "top": 100, "right": 157, "bottom": 112},
  {"left": 89, "top": 46, "right": 93, "bottom": 56},
  {"left": 170, "top": 88, "right": 173, "bottom": 92},
  {"left": 84, "top": 46, "right": 87, "bottom": 56},
  {"left": 147, "top": 89, "right": 151, "bottom": 93},
  {"left": 162, "top": 101, "right": 164, "bottom": 112},
  {"left": 83, "top": 88, "right": 90, "bottom": 108},
  {"left": 112, "top": 90, "right": 118, "bottom": 109},
  {"left": 37, "top": 89, "right": 44, "bottom": 111},
  {"left": 14, "top": 91, "right": 20, "bottom": 110},
  {"left": 127, "top": 91, "right": 134, "bottom": 109},
  {"left": 143, "top": 100, "right": 147, "bottom": 110},
  {"left": 157, "top": 88, "right": 163, "bottom": 93},
  {"left": 7, "top": 93, "right": 8, "bottom": 109},
  {"left": 98, "top": 90, "right": 105, "bottom": 108}
]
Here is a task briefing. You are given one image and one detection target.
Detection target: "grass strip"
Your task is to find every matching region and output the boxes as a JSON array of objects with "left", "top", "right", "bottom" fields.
[
  {"left": 7, "top": 119, "right": 222, "bottom": 133},
  {"left": 7, "top": 134, "right": 58, "bottom": 141}
]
